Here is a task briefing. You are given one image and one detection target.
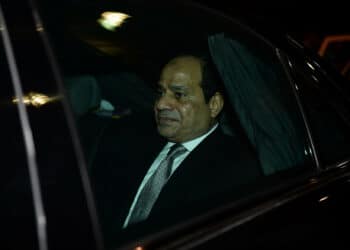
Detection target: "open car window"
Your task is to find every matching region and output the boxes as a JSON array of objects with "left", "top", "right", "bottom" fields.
[{"left": 37, "top": 0, "right": 317, "bottom": 248}]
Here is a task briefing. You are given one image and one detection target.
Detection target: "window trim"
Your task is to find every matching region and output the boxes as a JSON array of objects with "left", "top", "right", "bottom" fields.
[
  {"left": 30, "top": 0, "right": 104, "bottom": 249},
  {"left": 277, "top": 49, "right": 321, "bottom": 170}
]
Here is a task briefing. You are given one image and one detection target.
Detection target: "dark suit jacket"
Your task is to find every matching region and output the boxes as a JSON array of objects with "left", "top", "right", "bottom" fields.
[{"left": 90, "top": 119, "right": 262, "bottom": 247}]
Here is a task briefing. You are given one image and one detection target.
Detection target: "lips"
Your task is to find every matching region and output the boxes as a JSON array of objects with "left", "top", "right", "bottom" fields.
[
  {"left": 157, "top": 111, "right": 180, "bottom": 125},
  {"left": 158, "top": 116, "right": 179, "bottom": 125}
]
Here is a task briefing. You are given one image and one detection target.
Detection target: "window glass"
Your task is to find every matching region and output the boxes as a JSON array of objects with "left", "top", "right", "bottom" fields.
[
  {"left": 0, "top": 34, "right": 38, "bottom": 250},
  {"left": 208, "top": 34, "right": 311, "bottom": 175},
  {"left": 289, "top": 58, "right": 350, "bottom": 166},
  {"left": 1, "top": 0, "right": 98, "bottom": 249},
  {"left": 37, "top": 0, "right": 313, "bottom": 248}
]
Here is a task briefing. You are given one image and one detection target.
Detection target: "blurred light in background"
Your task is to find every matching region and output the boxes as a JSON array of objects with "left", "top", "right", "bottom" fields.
[
  {"left": 318, "top": 195, "right": 329, "bottom": 203},
  {"left": 98, "top": 11, "right": 131, "bottom": 31},
  {"left": 12, "top": 92, "right": 60, "bottom": 107}
]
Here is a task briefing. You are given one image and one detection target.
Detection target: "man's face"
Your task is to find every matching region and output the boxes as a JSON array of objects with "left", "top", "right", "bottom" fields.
[{"left": 154, "top": 56, "right": 214, "bottom": 142}]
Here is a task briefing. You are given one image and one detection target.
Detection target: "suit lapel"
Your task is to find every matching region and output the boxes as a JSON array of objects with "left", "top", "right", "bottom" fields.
[
  {"left": 118, "top": 135, "right": 166, "bottom": 217},
  {"left": 150, "top": 129, "right": 222, "bottom": 215}
]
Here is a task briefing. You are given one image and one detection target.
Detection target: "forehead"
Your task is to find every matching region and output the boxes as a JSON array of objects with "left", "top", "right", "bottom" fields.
[{"left": 160, "top": 56, "right": 202, "bottom": 87}]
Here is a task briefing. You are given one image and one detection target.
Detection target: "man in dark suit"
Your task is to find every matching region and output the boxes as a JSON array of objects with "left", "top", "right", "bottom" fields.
[{"left": 90, "top": 54, "right": 262, "bottom": 247}]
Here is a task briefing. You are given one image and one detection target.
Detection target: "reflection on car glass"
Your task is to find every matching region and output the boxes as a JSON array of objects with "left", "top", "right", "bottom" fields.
[{"left": 209, "top": 33, "right": 306, "bottom": 175}]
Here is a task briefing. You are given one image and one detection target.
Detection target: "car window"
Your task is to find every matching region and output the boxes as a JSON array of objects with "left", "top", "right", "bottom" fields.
[
  {"left": 36, "top": 0, "right": 315, "bottom": 248},
  {"left": 0, "top": 32, "right": 38, "bottom": 249},
  {"left": 0, "top": 0, "right": 101, "bottom": 249},
  {"left": 208, "top": 33, "right": 311, "bottom": 175},
  {"left": 288, "top": 57, "right": 350, "bottom": 167}
]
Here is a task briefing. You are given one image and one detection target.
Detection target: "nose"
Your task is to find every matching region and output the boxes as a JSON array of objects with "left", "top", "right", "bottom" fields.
[{"left": 155, "top": 92, "right": 173, "bottom": 110}]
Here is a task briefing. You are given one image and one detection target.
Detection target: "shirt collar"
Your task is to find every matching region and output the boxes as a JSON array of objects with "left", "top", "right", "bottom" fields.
[{"left": 167, "top": 123, "right": 218, "bottom": 152}]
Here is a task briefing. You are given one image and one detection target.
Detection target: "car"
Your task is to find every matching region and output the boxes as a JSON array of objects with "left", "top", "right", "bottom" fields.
[{"left": 1, "top": 0, "right": 350, "bottom": 250}]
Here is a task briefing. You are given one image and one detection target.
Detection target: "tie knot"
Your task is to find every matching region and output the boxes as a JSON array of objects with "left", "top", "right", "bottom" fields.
[{"left": 167, "top": 143, "right": 187, "bottom": 159}]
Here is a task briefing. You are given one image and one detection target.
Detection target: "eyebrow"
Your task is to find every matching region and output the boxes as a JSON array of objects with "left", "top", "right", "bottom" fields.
[{"left": 169, "top": 84, "right": 189, "bottom": 92}]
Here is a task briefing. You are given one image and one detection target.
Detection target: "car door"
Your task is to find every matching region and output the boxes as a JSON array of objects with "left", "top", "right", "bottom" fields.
[
  {"left": 14, "top": 0, "right": 350, "bottom": 249},
  {"left": 0, "top": 1, "right": 101, "bottom": 250}
]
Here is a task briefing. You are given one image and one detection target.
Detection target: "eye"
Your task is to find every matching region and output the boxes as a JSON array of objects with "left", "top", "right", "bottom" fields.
[
  {"left": 156, "top": 88, "right": 165, "bottom": 97},
  {"left": 174, "top": 92, "right": 184, "bottom": 99}
]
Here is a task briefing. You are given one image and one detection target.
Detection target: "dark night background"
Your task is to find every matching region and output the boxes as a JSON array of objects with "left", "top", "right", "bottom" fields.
[
  {"left": 195, "top": 1, "right": 349, "bottom": 33},
  {"left": 194, "top": 0, "right": 349, "bottom": 79}
]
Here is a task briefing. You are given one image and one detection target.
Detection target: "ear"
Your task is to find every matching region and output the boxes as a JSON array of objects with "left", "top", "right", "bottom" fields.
[{"left": 208, "top": 92, "right": 224, "bottom": 118}]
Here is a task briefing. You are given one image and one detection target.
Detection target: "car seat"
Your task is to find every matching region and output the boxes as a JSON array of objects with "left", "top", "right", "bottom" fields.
[{"left": 64, "top": 74, "right": 117, "bottom": 169}]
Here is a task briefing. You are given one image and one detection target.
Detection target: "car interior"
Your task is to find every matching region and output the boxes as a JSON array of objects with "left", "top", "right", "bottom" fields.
[
  {"left": 38, "top": 0, "right": 323, "bottom": 246},
  {"left": 2, "top": 1, "right": 350, "bottom": 249}
]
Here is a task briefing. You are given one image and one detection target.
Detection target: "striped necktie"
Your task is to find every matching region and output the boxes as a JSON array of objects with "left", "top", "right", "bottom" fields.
[{"left": 127, "top": 143, "right": 187, "bottom": 225}]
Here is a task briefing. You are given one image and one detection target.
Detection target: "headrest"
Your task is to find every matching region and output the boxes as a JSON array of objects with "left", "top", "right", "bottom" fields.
[{"left": 64, "top": 75, "right": 102, "bottom": 116}]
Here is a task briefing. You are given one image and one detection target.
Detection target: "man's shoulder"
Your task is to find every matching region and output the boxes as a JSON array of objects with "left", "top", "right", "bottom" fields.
[
  {"left": 200, "top": 127, "right": 262, "bottom": 174},
  {"left": 189, "top": 128, "right": 251, "bottom": 164},
  {"left": 201, "top": 127, "right": 242, "bottom": 149}
]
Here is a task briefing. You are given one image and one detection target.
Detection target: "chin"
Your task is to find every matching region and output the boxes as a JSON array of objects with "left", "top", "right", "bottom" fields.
[
  {"left": 159, "top": 131, "right": 184, "bottom": 143},
  {"left": 158, "top": 127, "right": 176, "bottom": 139}
]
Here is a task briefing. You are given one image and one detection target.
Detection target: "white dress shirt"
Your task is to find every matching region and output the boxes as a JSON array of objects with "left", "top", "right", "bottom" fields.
[{"left": 123, "top": 124, "right": 218, "bottom": 228}]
